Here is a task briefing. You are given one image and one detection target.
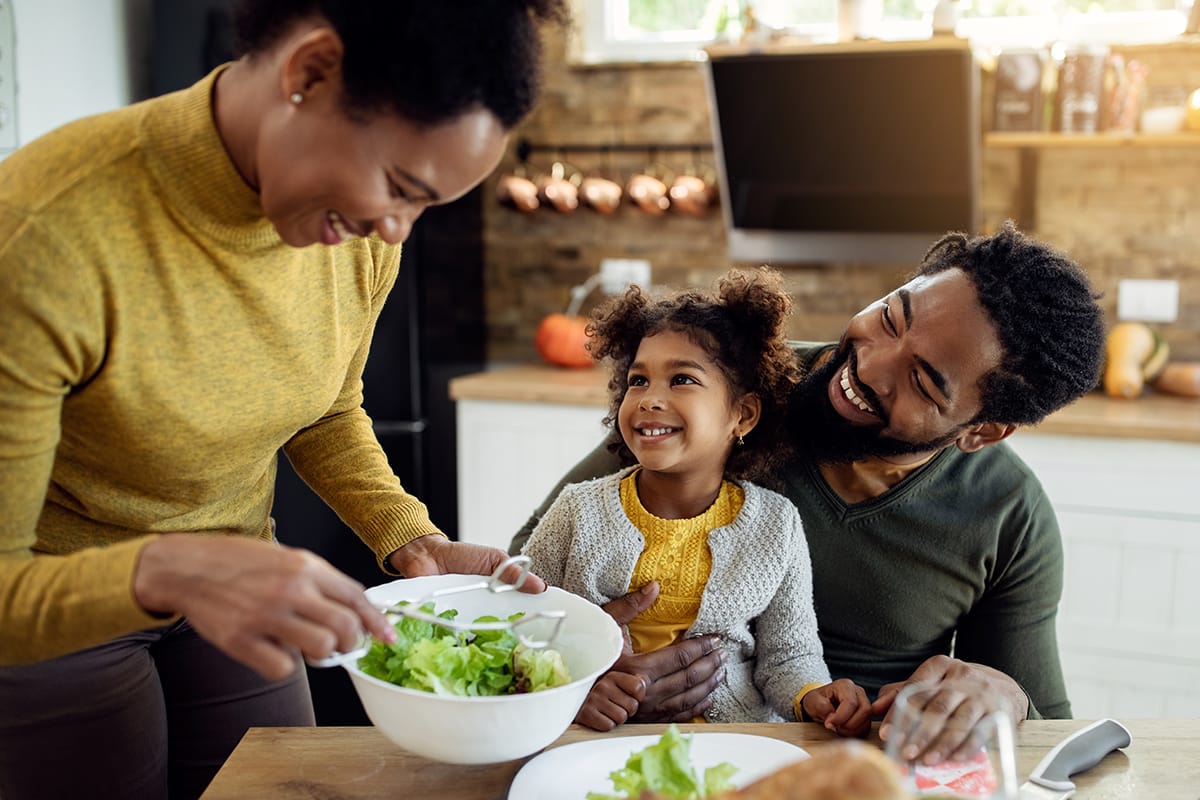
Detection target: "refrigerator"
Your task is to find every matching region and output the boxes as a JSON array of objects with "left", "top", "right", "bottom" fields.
[{"left": 149, "top": 0, "right": 487, "bottom": 725}]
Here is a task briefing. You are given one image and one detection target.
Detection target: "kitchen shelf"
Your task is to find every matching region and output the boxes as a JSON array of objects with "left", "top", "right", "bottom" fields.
[
  {"left": 985, "top": 129, "right": 1200, "bottom": 230},
  {"left": 986, "top": 131, "right": 1200, "bottom": 148}
]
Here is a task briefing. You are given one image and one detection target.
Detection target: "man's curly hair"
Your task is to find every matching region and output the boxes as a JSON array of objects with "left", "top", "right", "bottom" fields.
[
  {"left": 587, "top": 267, "right": 800, "bottom": 484},
  {"left": 233, "top": 0, "right": 569, "bottom": 128},
  {"left": 915, "top": 220, "right": 1105, "bottom": 426}
]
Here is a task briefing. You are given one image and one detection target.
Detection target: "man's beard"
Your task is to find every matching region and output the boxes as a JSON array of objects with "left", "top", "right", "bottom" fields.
[{"left": 786, "top": 345, "right": 963, "bottom": 464}]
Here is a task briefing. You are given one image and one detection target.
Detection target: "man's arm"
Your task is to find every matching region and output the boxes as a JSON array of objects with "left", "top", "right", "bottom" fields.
[
  {"left": 951, "top": 486, "right": 1070, "bottom": 719},
  {"left": 508, "top": 439, "right": 623, "bottom": 555},
  {"left": 873, "top": 479, "right": 1070, "bottom": 764}
]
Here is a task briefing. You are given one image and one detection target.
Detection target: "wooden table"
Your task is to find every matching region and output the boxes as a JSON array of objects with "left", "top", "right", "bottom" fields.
[{"left": 202, "top": 719, "right": 1200, "bottom": 799}]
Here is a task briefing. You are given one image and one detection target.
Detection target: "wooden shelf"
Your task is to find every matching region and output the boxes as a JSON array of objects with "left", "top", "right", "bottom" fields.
[{"left": 986, "top": 131, "right": 1200, "bottom": 148}]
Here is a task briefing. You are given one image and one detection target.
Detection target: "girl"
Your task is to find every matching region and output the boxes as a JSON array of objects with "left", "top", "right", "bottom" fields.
[{"left": 523, "top": 268, "right": 871, "bottom": 731}]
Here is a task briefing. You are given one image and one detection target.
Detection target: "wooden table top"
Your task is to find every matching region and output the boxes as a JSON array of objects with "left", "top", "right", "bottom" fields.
[
  {"left": 449, "top": 364, "right": 1200, "bottom": 444},
  {"left": 201, "top": 718, "right": 1200, "bottom": 799}
]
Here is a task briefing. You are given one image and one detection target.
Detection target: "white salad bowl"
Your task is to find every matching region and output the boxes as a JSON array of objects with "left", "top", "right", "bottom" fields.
[{"left": 342, "top": 573, "right": 623, "bottom": 765}]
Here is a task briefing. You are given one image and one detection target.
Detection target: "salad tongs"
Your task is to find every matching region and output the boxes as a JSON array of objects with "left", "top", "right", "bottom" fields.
[{"left": 307, "top": 555, "right": 566, "bottom": 668}]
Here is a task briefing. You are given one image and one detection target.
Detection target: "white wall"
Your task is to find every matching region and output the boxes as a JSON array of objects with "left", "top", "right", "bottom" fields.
[{"left": 10, "top": 0, "right": 146, "bottom": 147}]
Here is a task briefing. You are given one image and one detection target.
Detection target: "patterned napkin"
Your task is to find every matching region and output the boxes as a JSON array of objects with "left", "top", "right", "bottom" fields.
[{"left": 913, "top": 749, "right": 999, "bottom": 796}]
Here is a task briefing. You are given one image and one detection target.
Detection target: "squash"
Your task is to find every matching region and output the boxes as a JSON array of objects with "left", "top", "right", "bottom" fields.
[
  {"left": 1103, "top": 322, "right": 1168, "bottom": 399},
  {"left": 1151, "top": 361, "right": 1200, "bottom": 398},
  {"left": 535, "top": 313, "right": 593, "bottom": 368}
]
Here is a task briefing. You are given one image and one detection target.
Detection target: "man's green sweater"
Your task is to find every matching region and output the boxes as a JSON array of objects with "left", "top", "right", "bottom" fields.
[{"left": 511, "top": 344, "right": 1071, "bottom": 720}]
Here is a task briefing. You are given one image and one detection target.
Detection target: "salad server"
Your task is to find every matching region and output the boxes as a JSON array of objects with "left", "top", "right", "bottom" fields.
[{"left": 307, "top": 554, "right": 566, "bottom": 668}]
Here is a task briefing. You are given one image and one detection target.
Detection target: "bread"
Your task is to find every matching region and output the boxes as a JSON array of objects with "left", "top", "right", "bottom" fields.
[{"left": 707, "top": 741, "right": 911, "bottom": 800}]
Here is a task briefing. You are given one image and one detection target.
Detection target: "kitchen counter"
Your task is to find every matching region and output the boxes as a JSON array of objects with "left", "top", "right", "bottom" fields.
[{"left": 449, "top": 363, "right": 1200, "bottom": 444}]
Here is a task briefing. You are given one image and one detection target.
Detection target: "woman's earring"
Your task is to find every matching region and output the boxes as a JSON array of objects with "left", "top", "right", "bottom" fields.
[
  {"left": 290, "top": 92, "right": 304, "bottom": 105},
  {"left": 737, "top": 434, "right": 745, "bottom": 446}
]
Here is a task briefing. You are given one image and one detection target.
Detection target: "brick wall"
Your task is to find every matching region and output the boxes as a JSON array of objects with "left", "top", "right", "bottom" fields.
[{"left": 483, "top": 34, "right": 1200, "bottom": 363}]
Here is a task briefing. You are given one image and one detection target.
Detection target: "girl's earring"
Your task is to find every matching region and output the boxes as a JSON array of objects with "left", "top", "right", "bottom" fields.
[
  {"left": 737, "top": 434, "right": 745, "bottom": 446},
  {"left": 290, "top": 92, "right": 304, "bottom": 105}
]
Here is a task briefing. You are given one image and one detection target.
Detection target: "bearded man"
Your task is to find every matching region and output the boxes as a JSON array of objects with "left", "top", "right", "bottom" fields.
[{"left": 509, "top": 222, "right": 1105, "bottom": 765}]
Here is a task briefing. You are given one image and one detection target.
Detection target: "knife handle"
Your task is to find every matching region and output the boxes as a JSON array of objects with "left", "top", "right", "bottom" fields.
[{"left": 1027, "top": 718, "right": 1132, "bottom": 792}]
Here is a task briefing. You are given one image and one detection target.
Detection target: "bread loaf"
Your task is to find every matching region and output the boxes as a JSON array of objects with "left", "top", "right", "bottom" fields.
[{"left": 705, "top": 742, "right": 911, "bottom": 800}]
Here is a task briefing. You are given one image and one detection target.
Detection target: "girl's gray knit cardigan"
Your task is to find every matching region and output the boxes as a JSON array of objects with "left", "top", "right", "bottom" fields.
[{"left": 522, "top": 467, "right": 829, "bottom": 723}]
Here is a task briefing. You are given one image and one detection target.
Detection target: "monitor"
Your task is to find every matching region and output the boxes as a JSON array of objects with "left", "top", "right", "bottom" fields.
[{"left": 705, "top": 42, "right": 980, "bottom": 264}]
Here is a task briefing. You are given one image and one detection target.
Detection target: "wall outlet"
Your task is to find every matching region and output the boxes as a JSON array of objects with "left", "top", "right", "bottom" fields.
[
  {"left": 599, "top": 258, "right": 651, "bottom": 295},
  {"left": 1117, "top": 279, "right": 1179, "bottom": 323}
]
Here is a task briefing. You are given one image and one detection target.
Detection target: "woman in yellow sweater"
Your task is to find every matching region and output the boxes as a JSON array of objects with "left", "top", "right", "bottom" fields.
[{"left": 0, "top": 2, "right": 564, "bottom": 797}]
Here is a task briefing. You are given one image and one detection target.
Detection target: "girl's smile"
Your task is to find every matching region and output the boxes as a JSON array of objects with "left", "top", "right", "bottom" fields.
[{"left": 618, "top": 330, "right": 755, "bottom": 489}]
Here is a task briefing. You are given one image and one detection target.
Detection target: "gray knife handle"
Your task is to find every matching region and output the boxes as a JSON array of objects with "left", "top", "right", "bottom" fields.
[{"left": 1028, "top": 718, "right": 1132, "bottom": 792}]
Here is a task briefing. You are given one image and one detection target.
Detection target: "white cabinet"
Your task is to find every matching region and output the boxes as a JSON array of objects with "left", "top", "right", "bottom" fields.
[
  {"left": 455, "top": 398, "right": 608, "bottom": 553},
  {"left": 1007, "top": 433, "right": 1200, "bottom": 719}
]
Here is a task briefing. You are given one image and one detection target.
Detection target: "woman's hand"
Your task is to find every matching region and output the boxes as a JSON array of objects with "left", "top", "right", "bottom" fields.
[
  {"left": 132, "top": 534, "right": 396, "bottom": 680},
  {"left": 386, "top": 534, "right": 547, "bottom": 593}
]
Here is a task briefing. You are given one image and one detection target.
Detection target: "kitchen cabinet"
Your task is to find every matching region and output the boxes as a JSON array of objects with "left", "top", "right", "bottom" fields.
[
  {"left": 451, "top": 365, "right": 1200, "bottom": 718},
  {"left": 1005, "top": 433, "right": 1200, "bottom": 720},
  {"left": 453, "top": 395, "right": 607, "bottom": 552}
]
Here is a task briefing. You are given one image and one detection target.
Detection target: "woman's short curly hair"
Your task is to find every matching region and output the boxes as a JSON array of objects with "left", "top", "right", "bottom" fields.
[
  {"left": 915, "top": 220, "right": 1105, "bottom": 426},
  {"left": 233, "top": 0, "right": 569, "bottom": 127},
  {"left": 588, "top": 267, "right": 800, "bottom": 484}
]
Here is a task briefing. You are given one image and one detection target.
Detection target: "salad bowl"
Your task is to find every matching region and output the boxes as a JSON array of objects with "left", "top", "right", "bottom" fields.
[{"left": 342, "top": 572, "right": 623, "bottom": 764}]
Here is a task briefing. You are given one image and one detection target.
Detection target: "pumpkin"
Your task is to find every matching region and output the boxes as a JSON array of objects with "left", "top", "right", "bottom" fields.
[
  {"left": 1103, "top": 321, "right": 1168, "bottom": 399},
  {"left": 535, "top": 313, "right": 593, "bottom": 368}
]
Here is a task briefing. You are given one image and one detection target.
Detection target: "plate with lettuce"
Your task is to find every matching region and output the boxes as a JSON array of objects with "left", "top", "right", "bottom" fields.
[{"left": 507, "top": 724, "right": 808, "bottom": 800}]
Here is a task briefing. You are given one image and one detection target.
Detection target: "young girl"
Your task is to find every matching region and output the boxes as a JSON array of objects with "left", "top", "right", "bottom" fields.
[{"left": 522, "top": 268, "right": 870, "bottom": 732}]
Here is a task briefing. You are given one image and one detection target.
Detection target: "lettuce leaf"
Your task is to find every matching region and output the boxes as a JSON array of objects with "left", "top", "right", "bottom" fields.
[
  {"left": 586, "top": 724, "right": 738, "bottom": 800},
  {"left": 357, "top": 602, "right": 571, "bottom": 697}
]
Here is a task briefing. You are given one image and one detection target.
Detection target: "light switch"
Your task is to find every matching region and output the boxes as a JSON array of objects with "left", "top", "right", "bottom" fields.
[{"left": 1117, "top": 279, "right": 1180, "bottom": 323}]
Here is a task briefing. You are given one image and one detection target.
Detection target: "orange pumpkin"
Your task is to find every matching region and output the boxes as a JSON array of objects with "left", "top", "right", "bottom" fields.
[{"left": 535, "top": 313, "right": 593, "bottom": 368}]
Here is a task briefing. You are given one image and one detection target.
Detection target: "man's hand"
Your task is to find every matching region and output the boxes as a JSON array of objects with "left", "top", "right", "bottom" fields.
[
  {"left": 387, "top": 534, "right": 547, "bottom": 594},
  {"left": 872, "top": 655, "right": 1030, "bottom": 765},
  {"left": 133, "top": 534, "right": 398, "bottom": 681},
  {"left": 581, "top": 581, "right": 727, "bottom": 726},
  {"left": 800, "top": 679, "right": 872, "bottom": 737}
]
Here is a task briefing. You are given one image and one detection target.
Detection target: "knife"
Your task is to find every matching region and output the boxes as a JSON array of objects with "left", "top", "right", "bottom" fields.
[{"left": 1018, "top": 718, "right": 1132, "bottom": 799}]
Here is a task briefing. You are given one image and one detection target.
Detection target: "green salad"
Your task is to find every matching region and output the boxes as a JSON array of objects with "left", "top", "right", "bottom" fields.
[
  {"left": 587, "top": 724, "right": 738, "bottom": 800},
  {"left": 357, "top": 601, "right": 571, "bottom": 697}
]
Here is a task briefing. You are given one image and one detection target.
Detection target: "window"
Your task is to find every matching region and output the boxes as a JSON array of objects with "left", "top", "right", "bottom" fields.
[{"left": 569, "top": 0, "right": 1191, "bottom": 63}]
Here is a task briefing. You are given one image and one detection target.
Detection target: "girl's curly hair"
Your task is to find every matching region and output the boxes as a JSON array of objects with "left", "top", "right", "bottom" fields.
[{"left": 587, "top": 267, "right": 800, "bottom": 484}]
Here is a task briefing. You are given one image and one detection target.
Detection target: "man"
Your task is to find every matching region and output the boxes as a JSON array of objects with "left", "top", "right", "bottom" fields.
[{"left": 510, "top": 222, "right": 1106, "bottom": 765}]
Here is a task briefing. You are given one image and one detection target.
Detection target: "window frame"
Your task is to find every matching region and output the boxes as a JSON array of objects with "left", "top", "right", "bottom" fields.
[{"left": 569, "top": 0, "right": 1189, "bottom": 65}]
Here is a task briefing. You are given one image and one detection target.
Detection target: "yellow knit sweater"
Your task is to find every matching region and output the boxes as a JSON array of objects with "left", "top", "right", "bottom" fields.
[
  {"left": 622, "top": 471, "right": 743, "bottom": 654},
  {"left": 0, "top": 69, "right": 441, "bottom": 665}
]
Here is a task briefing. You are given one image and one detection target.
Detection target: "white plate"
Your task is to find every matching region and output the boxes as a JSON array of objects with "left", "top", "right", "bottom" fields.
[{"left": 508, "top": 732, "right": 809, "bottom": 800}]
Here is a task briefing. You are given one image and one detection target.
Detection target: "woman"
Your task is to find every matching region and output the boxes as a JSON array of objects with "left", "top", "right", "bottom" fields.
[{"left": 0, "top": 2, "right": 566, "bottom": 797}]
